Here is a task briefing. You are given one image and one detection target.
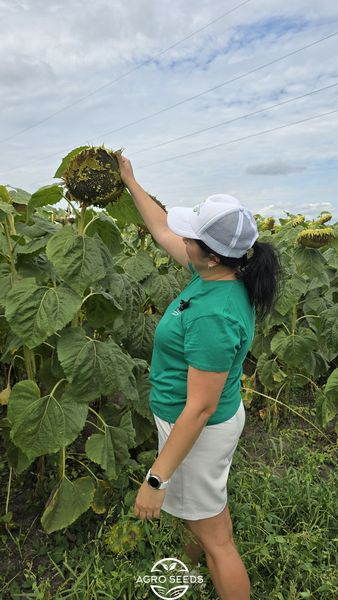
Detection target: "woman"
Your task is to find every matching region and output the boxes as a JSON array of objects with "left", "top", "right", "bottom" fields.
[{"left": 116, "top": 153, "right": 283, "bottom": 600}]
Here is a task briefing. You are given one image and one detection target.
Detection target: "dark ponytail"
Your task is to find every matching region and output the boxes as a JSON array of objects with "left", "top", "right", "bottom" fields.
[{"left": 194, "top": 239, "right": 285, "bottom": 322}]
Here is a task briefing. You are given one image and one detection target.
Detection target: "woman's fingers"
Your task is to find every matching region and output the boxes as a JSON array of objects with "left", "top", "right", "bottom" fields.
[{"left": 115, "top": 152, "right": 135, "bottom": 184}]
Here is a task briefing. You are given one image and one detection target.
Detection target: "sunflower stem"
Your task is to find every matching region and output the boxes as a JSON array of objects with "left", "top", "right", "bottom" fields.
[{"left": 78, "top": 204, "right": 87, "bottom": 236}]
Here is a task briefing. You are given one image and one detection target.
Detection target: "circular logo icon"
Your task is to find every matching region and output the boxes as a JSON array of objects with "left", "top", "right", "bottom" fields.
[{"left": 150, "top": 557, "right": 190, "bottom": 599}]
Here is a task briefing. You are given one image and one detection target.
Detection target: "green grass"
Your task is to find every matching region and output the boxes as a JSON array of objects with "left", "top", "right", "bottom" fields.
[{"left": 0, "top": 412, "right": 337, "bottom": 600}]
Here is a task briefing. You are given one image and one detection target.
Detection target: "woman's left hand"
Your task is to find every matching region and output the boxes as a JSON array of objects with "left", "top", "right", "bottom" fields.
[{"left": 134, "top": 480, "right": 166, "bottom": 520}]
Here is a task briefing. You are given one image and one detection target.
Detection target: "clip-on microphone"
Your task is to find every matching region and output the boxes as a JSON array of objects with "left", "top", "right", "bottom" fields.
[{"left": 178, "top": 299, "right": 191, "bottom": 311}]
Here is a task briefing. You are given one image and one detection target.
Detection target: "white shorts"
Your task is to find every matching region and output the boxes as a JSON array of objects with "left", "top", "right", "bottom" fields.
[{"left": 153, "top": 399, "right": 245, "bottom": 520}]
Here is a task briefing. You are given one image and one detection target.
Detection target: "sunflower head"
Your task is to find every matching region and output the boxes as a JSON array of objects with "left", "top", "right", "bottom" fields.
[
  {"left": 291, "top": 215, "right": 306, "bottom": 227},
  {"left": 260, "top": 217, "right": 275, "bottom": 231},
  {"left": 62, "top": 146, "right": 125, "bottom": 208},
  {"left": 296, "top": 227, "right": 335, "bottom": 248}
]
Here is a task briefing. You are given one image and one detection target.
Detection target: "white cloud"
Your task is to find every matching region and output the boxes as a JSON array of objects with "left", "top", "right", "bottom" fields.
[{"left": 0, "top": 0, "right": 337, "bottom": 222}]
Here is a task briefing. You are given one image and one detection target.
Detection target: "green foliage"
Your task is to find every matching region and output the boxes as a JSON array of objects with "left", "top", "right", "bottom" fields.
[
  {"left": 0, "top": 173, "right": 337, "bottom": 542},
  {"left": 4, "top": 281, "right": 82, "bottom": 348},
  {"left": 0, "top": 423, "right": 336, "bottom": 598},
  {"left": 250, "top": 212, "right": 338, "bottom": 430},
  {"left": 41, "top": 476, "right": 96, "bottom": 534},
  {"left": 0, "top": 176, "right": 189, "bottom": 533}
]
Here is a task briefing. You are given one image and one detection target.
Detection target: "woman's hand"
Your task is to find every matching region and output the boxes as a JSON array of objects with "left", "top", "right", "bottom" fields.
[
  {"left": 115, "top": 152, "right": 135, "bottom": 186},
  {"left": 134, "top": 480, "right": 166, "bottom": 520}
]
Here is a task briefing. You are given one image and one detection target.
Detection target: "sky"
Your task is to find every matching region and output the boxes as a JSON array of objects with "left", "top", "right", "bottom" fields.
[{"left": 0, "top": 0, "right": 338, "bottom": 223}]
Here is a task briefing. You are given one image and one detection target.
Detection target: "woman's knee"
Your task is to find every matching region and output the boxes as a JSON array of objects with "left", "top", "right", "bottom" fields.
[{"left": 184, "top": 505, "right": 234, "bottom": 555}]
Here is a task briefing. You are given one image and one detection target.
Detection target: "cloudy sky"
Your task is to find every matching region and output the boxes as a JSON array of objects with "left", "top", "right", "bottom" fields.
[{"left": 1, "top": 0, "right": 338, "bottom": 222}]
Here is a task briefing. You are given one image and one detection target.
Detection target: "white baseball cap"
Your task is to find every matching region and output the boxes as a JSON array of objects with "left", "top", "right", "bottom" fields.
[{"left": 167, "top": 194, "right": 259, "bottom": 258}]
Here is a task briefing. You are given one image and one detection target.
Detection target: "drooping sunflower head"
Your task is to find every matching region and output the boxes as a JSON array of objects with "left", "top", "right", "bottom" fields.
[
  {"left": 317, "top": 213, "right": 332, "bottom": 225},
  {"left": 296, "top": 227, "right": 335, "bottom": 248},
  {"left": 291, "top": 215, "right": 306, "bottom": 227},
  {"left": 260, "top": 217, "right": 275, "bottom": 231},
  {"left": 62, "top": 146, "right": 125, "bottom": 208}
]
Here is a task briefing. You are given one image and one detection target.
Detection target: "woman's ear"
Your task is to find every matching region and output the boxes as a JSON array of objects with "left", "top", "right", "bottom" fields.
[{"left": 209, "top": 253, "right": 220, "bottom": 265}]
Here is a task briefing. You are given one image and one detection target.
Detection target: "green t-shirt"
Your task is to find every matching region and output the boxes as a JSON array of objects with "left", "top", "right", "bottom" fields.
[{"left": 149, "top": 262, "right": 255, "bottom": 425}]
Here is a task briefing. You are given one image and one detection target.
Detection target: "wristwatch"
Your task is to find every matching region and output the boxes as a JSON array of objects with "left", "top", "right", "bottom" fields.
[{"left": 146, "top": 468, "right": 170, "bottom": 490}]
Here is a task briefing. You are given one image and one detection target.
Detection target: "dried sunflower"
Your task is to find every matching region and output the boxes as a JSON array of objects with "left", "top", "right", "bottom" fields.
[{"left": 62, "top": 146, "right": 125, "bottom": 208}]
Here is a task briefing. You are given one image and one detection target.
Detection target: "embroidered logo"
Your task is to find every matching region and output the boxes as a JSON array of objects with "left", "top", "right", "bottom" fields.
[
  {"left": 172, "top": 308, "right": 182, "bottom": 316},
  {"left": 192, "top": 204, "right": 201, "bottom": 215}
]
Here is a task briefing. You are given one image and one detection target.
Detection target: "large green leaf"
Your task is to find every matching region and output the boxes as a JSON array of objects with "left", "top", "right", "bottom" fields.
[
  {"left": 1, "top": 426, "right": 34, "bottom": 475},
  {"left": 85, "top": 411, "right": 136, "bottom": 478},
  {"left": 250, "top": 332, "right": 272, "bottom": 360},
  {"left": 324, "top": 368, "right": 338, "bottom": 408},
  {"left": 314, "top": 388, "right": 336, "bottom": 428},
  {"left": 293, "top": 246, "right": 327, "bottom": 278},
  {"left": 0, "top": 201, "right": 17, "bottom": 221},
  {"left": 270, "top": 329, "right": 318, "bottom": 367},
  {"left": 84, "top": 290, "right": 123, "bottom": 328},
  {"left": 319, "top": 305, "right": 338, "bottom": 357},
  {"left": 0, "top": 329, "right": 22, "bottom": 363},
  {"left": 15, "top": 235, "right": 51, "bottom": 256},
  {"left": 256, "top": 354, "right": 287, "bottom": 390},
  {"left": 307, "top": 271, "right": 330, "bottom": 291},
  {"left": 46, "top": 226, "right": 106, "bottom": 293},
  {"left": 0, "top": 185, "right": 11, "bottom": 203},
  {"left": 105, "top": 189, "right": 144, "bottom": 226},
  {"left": 122, "top": 249, "right": 155, "bottom": 282},
  {"left": 274, "top": 277, "right": 308, "bottom": 317},
  {"left": 16, "top": 216, "right": 59, "bottom": 239},
  {"left": 109, "top": 273, "right": 147, "bottom": 341},
  {"left": 27, "top": 184, "right": 64, "bottom": 218},
  {"left": 323, "top": 248, "right": 338, "bottom": 271},
  {"left": 93, "top": 234, "right": 116, "bottom": 276},
  {"left": 130, "top": 411, "right": 156, "bottom": 447},
  {"left": 142, "top": 271, "right": 182, "bottom": 313},
  {"left": 302, "top": 296, "right": 330, "bottom": 332},
  {"left": 5, "top": 280, "right": 82, "bottom": 348},
  {"left": 0, "top": 273, "right": 12, "bottom": 306},
  {"left": 85, "top": 213, "right": 123, "bottom": 256},
  {"left": 8, "top": 381, "right": 88, "bottom": 459},
  {"left": 123, "top": 313, "right": 160, "bottom": 362},
  {"left": 7, "top": 186, "right": 31, "bottom": 205},
  {"left": 57, "top": 327, "right": 135, "bottom": 400},
  {"left": 122, "top": 365, "right": 154, "bottom": 423},
  {"left": 7, "top": 440, "right": 34, "bottom": 475},
  {"left": 41, "top": 476, "right": 95, "bottom": 533}
]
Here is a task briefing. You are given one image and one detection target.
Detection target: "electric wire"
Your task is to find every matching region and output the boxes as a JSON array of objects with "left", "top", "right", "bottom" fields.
[
  {"left": 2, "top": 30, "right": 337, "bottom": 178},
  {"left": 97, "top": 30, "right": 338, "bottom": 138},
  {"left": 23, "top": 107, "right": 338, "bottom": 190},
  {"left": 136, "top": 108, "right": 338, "bottom": 168},
  {"left": 129, "top": 82, "right": 338, "bottom": 156},
  {"left": 0, "top": 0, "right": 252, "bottom": 144},
  {"left": 5, "top": 80, "right": 337, "bottom": 176}
]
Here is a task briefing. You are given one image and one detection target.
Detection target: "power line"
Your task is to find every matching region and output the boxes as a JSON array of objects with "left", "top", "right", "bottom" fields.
[
  {"left": 5, "top": 80, "right": 337, "bottom": 178},
  {"left": 23, "top": 107, "right": 338, "bottom": 190},
  {"left": 3, "top": 30, "right": 337, "bottom": 178},
  {"left": 0, "top": 0, "right": 252, "bottom": 145},
  {"left": 97, "top": 30, "right": 338, "bottom": 138},
  {"left": 129, "top": 82, "right": 338, "bottom": 156},
  {"left": 136, "top": 108, "right": 338, "bottom": 168}
]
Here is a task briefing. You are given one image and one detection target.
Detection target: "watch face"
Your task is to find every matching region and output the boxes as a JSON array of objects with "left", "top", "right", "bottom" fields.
[{"left": 148, "top": 475, "right": 160, "bottom": 489}]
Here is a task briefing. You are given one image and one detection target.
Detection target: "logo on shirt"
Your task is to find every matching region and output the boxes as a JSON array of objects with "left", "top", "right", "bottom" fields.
[{"left": 172, "top": 308, "right": 182, "bottom": 317}]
